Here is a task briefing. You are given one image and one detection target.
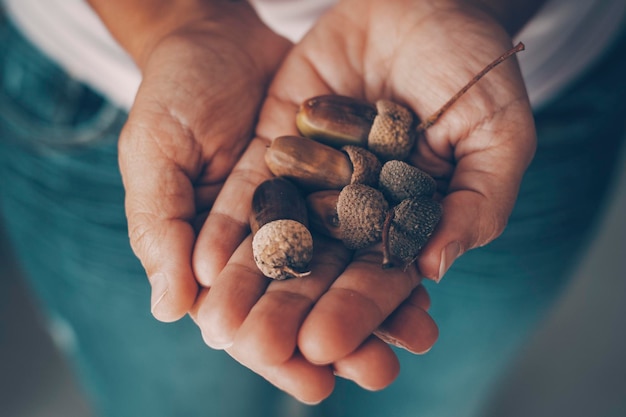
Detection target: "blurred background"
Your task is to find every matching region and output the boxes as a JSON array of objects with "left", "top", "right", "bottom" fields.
[{"left": 1, "top": 141, "right": 625, "bottom": 417}]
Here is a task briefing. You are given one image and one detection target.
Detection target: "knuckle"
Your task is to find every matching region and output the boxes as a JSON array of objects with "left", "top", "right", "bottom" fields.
[
  {"left": 127, "top": 212, "right": 162, "bottom": 262},
  {"left": 476, "top": 209, "right": 508, "bottom": 247}
]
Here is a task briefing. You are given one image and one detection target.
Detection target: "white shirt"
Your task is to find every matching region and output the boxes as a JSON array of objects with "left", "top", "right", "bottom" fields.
[{"left": 3, "top": 0, "right": 625, "bottom": 111}]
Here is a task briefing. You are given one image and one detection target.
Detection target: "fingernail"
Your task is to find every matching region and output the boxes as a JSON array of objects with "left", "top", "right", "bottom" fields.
[
  {"left": 437, "top": 241, "right": 461, "bottom": 283},
  {"left": 149, "top": 272, "right": 169, "bottom": 314},
  {"left": 375, "top": 330, "right": 408, "bottom": 350}
]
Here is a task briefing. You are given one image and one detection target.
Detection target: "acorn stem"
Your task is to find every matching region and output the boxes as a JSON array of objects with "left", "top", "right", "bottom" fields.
[
  {"left": 381, "top": 209, "right": 395, "bottom": 269},
  {"left": 416, "top": 42, "right": 525, "bottom": 133},
  {"left": 282, "top": 266, "right": 312, "bottom": 278}
]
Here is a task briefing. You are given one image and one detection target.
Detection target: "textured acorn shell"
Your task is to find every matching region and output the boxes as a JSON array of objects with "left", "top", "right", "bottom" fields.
[
  {"left": 342, "top": 145, "right": 382, "bottom": 187},
  {"left": 368, "top": 100, "right": 415, "bottom": 161},
  {"left": 379, "top": 160, "right": 437, "bottom": 205},
  {"left": 252, "top": 219, "right": 313, "bottom": 280},
  {"left": 337, "top": 184, "right": 389, "bottom": 250},
  {"left": 389, "top": 197, "right": 442, "bottom": 263}
]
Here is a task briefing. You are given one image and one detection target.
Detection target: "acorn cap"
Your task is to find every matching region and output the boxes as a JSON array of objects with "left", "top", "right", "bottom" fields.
[
  {"left": 252, "top": 219, "right": 313, "bottom": 280},
  {"left": 341, "top": 145, "right": 382, "bottom": 187},
  {"left": 389, "top": 197, "right": 442, "bottom": 263},
  {"left": 379, "top": 160, "right": 437, "bottom": 204},
  {"left": 368, "top": 99, "right": 415, "bottom": 161},
  {"left": 337, "top": 184, "right": 389, "bottom": 250}
]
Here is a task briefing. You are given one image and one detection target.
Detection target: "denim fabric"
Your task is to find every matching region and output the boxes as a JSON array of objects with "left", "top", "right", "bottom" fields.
[{"left": 1, "top": 13, "right": 625, "bottom": 417}]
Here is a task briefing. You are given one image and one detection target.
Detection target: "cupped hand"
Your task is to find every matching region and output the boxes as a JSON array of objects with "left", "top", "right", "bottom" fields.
[
  {"left": 116, "top": 2, "right": 290, "bottom": 322},
  {"left": 190, "top": 233, "right": 437, "bottom": 403},
  {"left": 192, "top": 0, "right": 535, "bottom": 403}
]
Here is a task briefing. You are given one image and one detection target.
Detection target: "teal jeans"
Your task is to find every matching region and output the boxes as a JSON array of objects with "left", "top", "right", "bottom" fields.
[{"left": 1, "top": 16, "right": 625, "bottom": 417}]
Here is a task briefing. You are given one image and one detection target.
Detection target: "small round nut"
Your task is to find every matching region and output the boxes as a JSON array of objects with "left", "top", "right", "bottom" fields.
[
  {"left": 252, "top": 219, "right": 313, "bottom": 280},
  {"left": 379, "top": 160, "right": 437, "bottom": 204},
  {"left": 337, "top": 184, "right": 389, "bottom": 250},
  {"left": 368, "top": 99, "right": 415, "bottom": 161}
]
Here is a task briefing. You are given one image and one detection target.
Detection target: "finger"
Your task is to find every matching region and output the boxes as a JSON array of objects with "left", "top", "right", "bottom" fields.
[
  {"left": 417, "top": 162, "right": 529, "bottom": 282},
  {"left": 119, "top": 121, "right": 202, "bottom": 322},
  {"left": 298, "top": 246, "right": 421, "bottom": 364},
  {"left": 192, "top": 138, "right": 271, "bottom": 287},
  {"left": 333, "top": 335, "right": 400, "bottom": 391},
  {"left": 228, "top": 237, "right": 351, "bottom": 365},
  {"left": 375, "top": 293, "right": 439, "bottom": 355},
  {"left": 226, "top": 348, "right": 335, "bottom": 405},
  {"left": 410, "top": 284, "right": 432, "bottom": 311},
  {"left": 192, "top": 235, "right": 270, "bottom": 349}
]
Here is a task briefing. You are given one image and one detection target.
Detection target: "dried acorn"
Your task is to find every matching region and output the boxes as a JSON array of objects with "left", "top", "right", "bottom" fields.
[
  {"left": 296, "top": 94, "right": 377, "bottom": 148},
  {"left": 368, "top": 100, "right": 415, "bottom": 161},
  {"left": 388, "top": 197, "right": 443, "bottom": 264},
  {"left": 337, "top": 184, "right": 389, "bottom": 250},
  {"left": 306, "top": 190, "right": 342, "bottom": 240},
  {"left": 265, "top": 135, "right": 381, "bottom": 191},
  {"left": 250, "top": 177, "right": 313, "bottom": 280},
  {"left": 379, "top": 160, "right": 437, "bottom": 205},
  {"left": 297, "top": 95, "right": 416, "bottom": 161}
]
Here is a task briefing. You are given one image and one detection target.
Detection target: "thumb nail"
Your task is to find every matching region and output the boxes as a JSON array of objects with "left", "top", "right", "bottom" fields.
[
  {"left": 149, "top": 272, "right": 169, "bottom": 314},
  {"left": 437, "top": 242, "right": 461, "bottom": 283}
]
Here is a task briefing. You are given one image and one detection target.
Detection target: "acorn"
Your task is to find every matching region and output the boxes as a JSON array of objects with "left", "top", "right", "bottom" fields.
[
  {"left": 265, "top": 135, "right": 381, "bottom": 191},
  {"left": 387, "top": 197, "right": 443, "bottom": 264},
  {"left": 368, "top": 100, "right": 415, "bottom": 161},
  {"left": 296, "top": 94, "right": 377, "bottom": 148},
  {"left": 305, "top": 190, "right": 342, "bottom": 240},
  {"left": 306, "top": 185, "right": 389, "bottom": 250},
  {"left": 296, "top": 95, "right": 416, "bottom": 161},
  {"left": 337, "top": 184, "right": 389, "bottom": 250},
  {"left": 378, "top": 160, "right": 437, "bottom": 205},
  {"left": 250, "top": 177, "right": 313, "bottom": 280}
]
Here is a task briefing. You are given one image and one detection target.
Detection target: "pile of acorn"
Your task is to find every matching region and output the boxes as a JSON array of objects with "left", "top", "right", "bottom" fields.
[
  {"left": 250, "top": 42, "right": 525, "bottom": 280},
  {"left": 251, "top": 96, "right": 442, "bottom": 280}
]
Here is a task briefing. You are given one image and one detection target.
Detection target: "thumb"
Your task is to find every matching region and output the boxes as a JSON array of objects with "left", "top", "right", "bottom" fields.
[
  {"left": 417, "top": 136, "right": 536, "bottom": 282},
  {"left": 119, "top": 123, "right": 200, "bottom": 322}
]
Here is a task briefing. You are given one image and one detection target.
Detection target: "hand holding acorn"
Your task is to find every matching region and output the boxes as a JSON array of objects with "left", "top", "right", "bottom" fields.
[
  {"left": 251, "top": 42, "right": 525, "bottom": 279},
  {"left": 191, "top": 1, "right": 537, "bottom": 402}
]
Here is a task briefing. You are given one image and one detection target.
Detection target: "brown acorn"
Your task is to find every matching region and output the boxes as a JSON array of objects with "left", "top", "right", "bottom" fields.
[
  {"left": 305, "top": 190, "right": 342, "bottom": 240},
  {"left": 250, "top": 177, "right": 313, "bottom": 280},
  {"left": 296, "top": 95, "right": 416, "bottom": 161},
  {"left": 378, "top": 160, "right": 437, "bottom": 205},
  {"left": 387, "top": 197, "right": 443, "bottom": 264},
  {"left": 265, "top": 135, "right": 381, "bottom": 191},
  {"left": 368, "top": 99, "right": 415, "bottom": 161},
  {"left": 296, "top": 94, "right": 377, "bottom": 148},
  {"left": 337, "top": 184, "right": 389, "bottom": 250}
]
